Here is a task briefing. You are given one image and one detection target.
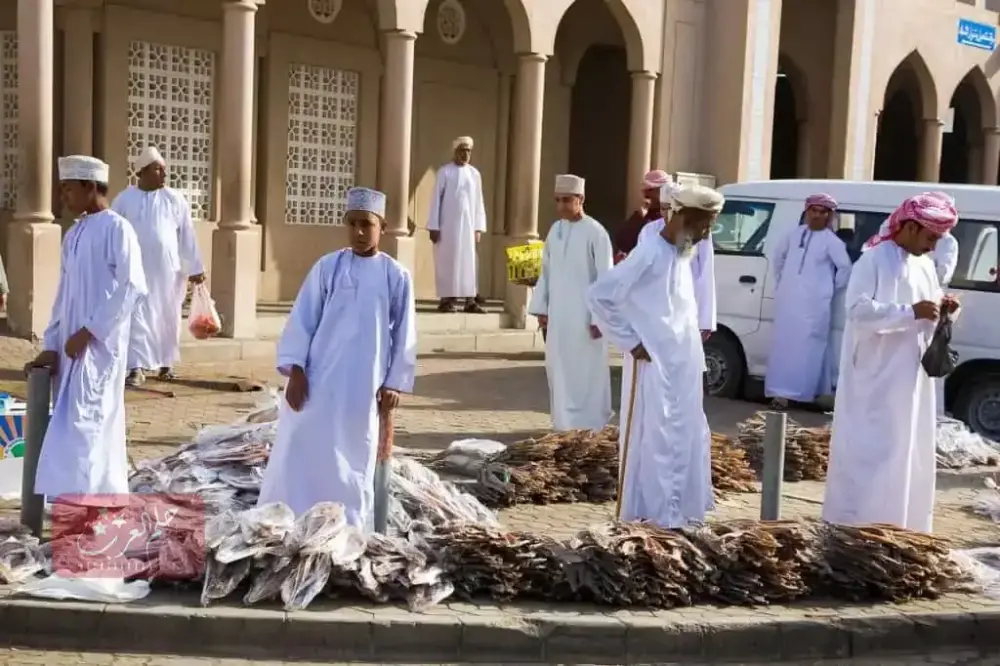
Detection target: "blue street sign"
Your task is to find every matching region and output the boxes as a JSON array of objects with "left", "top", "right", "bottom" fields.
[{"left": 958, "top": 18, "right": 997, "bottom": 51}]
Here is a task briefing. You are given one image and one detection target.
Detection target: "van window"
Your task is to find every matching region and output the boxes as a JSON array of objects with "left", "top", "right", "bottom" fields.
[
  {"left": 950, "top": 219, "right": 1000, "bottom": 292},
  {"left": 712, "top": 200, "right": 774, "bottom": 255},
  {"left": 834, "top": 210, "right": 889, "bottom": 262},
  {"left": 837, "top": 210, "right": 1000, "bottom": 292}
]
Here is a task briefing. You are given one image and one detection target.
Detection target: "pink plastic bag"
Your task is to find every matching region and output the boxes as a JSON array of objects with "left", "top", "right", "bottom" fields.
[{"left": 188, "top": 284, "right": 222, "bottom": 340}]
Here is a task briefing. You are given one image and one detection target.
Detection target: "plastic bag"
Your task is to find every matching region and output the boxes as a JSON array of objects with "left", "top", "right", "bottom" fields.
[
  {"left": 921, "top": 313, "right": 958, "bottom": 378},
  {"left": 188, "top": 283, "right": 222, "bottom": 339}
]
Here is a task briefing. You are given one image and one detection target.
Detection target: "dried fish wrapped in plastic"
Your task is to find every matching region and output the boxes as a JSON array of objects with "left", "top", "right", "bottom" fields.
[
  {"left": 389, "top": 457, "right": 498, "bottom": 533},
  {"left": 280, "top": 503, "right": 350, "bottom": 611},
  {"left": 0, "top": 535, "right": 45, "bottom": 584}
]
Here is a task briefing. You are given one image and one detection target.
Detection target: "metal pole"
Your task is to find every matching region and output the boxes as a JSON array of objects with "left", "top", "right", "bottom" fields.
[
  {"left": 21, "top": 368, "right": 50, "bottom": 537},
  {"left": 760, "top": 410, "right": 787, "bottom": 521}
]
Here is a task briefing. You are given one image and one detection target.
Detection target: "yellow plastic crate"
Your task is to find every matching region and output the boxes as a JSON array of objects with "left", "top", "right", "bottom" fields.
[{"left": 505, "top": 241, "right": 544, "bottom": 285}]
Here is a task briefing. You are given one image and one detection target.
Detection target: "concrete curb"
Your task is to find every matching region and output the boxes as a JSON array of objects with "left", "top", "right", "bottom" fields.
[{"left": 1, "top": 593, "right": 999, "bottom": 663}]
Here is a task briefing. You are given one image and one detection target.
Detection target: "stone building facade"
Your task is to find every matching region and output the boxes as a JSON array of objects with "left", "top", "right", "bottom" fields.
[{"left": 2, "top": 0, "right": 1000, "bottom": 338}]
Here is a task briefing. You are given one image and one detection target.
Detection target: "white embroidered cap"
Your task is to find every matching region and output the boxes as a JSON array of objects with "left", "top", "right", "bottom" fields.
[
  {"left": 452, "top": 136, "right": 474, "bottom": 150},
  {"left": 670, "top": 184, "right": 725, "bottom": 213},
  {"left": 346, "top": 187, "right": 387, "bottom": 219},
  {"left": 555, "top": 174, "right": 585, "bottom": 196},
  {"left": 134, "top": 146, "right": 165, "bottom": 172},
  {"left": 58, "top": 155, "right": 110, "bottom": 184}
]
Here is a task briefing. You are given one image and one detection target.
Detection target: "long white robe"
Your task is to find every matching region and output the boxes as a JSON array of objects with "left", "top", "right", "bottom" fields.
[
  {"left": 765, "top": 226, "right": 852, "bottom": 402},
  {"left": 822, "top": 241, "right": 942, "bottom": 532},
  {"left": 528, "top": 215, "right": 613, "bottom": 431},
  {"left": 637, "top": 220, "right": 716, "bottom": 331},
  {"left": 257, "top": 250, "right": 417, "bottom": 529},
  {"left": 588, "top": 237, "right": 714, "bottom": 528},
  {"left": 427, "top": 162, "right": 487, "bottom": 299},
  {"left": 36, "top": 210, "right": 147, "bottom": 497},
  {"left": 112, "top": 186, "right": 204, "bottom": 370},
  {"left": 930, "top": 233, "right": 959, "bottom": 415}
]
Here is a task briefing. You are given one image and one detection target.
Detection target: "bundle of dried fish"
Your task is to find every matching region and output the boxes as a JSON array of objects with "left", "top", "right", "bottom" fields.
[
  {"left": 566, "top": 522, "right": 712, "bottom": 608},
  {"left": 201, "top": 502, "right": 296, "bottom": 605},
  {"left": 328, "top": 531, "right": 453, "bottom": 610},
  {"left": 817, "top": 523, "right": 973, "bottom": 601},
  {"left": 710, "top": 435, "right": 758, "bottom": 493},
  {"left": 387, "top": 457, "right": 499, "bottom": 534},
  {"left": 737, "top": 412, "right": 831, "bottom": 481},
  {"left": 471, "top": 428, "right": 757, "bottom": 508},
  {"left": 681, "top": 520, "right": 819, "bottom": 605},
  {"left": 0, "top": 523, "right": 45, "bottom": 584},
  {"left": 936, "top": 416, "right": 1000, "bottom": 469},
  {"left": 421, "top": 524, "right": 568, "bottom": 602}
]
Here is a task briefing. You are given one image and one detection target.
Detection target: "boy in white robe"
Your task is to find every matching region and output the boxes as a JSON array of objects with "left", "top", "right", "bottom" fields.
[
  {"left": 112, "top": 146, "right": 205, "bottom": 386},
  {"left": 824, "top": 193, "right": 960, "bottom": 532},
  {"left": 258, "top": 187, "right": 417, "bottom": 529},
  {"left": 765, "top": 193, "right": 852, "bottom": 407},
  {"left": 529, "top": 174, "right": 614, "bottom": 431},
  {"left": 428, "top": 136, "right": 487, "bottom": 313},
  {"left": 588, "top": 184, "right": 725, "bottom": 528},
  {"left": 25, "top": 156, "right": 147, "bottom": 500}
]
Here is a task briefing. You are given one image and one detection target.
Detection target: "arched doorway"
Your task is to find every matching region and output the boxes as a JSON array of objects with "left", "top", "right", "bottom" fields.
[
  {"left": 556, "top": 0, "right": 632, "bottom": 230},
  {"left": 873, "top": 52, "right": 937, "bottom": 182},
  {"left": 940, "top": 69, "right": 992, "bottom": 184},
  {"left": 771, "top": 56, "right": 805, "bottom": 179}
]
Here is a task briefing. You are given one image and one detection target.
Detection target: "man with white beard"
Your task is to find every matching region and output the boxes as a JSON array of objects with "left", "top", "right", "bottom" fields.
[
  {"left": 588, "top": 184, "right": 724, "bottom": 528},
  {"left": 528, "top": 174, "right": 613, "bottom": 431},
  {"left": 823, "top": 193, "right": 960, "bottom": 532},
  {"left": 765, "top": 194, "right": 852, "bottom": 407},
  {"left": 636, "top": 182, "right": 717, "bottom": 339},
  {"left": 112, "top": 146, "right": 205, "bottom": 386},
  {"left": 427, "top": 136, "right": 487, "bottom": 313}
]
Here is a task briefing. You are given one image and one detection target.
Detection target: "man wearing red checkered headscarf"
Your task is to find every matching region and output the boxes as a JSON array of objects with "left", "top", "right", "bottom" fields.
[{"left": 823, "top": 192, "right": 961, "bottom": 533}]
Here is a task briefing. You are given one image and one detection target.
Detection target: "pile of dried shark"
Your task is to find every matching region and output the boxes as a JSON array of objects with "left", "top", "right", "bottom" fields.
[
  {"left": 737, "top": 412, "right": 832, "bottom": 482},
  {"left": 129, "top": 393, "right": 499, "bottom": 533},
  {"left": 465, "top": 428, "right": 757, "bottom": 508},
  {"left": 420, "top": 519, "right": 971, "bottom": 608}
]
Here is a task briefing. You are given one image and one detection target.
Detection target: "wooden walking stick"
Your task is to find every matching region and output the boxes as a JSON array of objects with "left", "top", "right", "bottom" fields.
[{"left": 615, "top": 356, "right": 640, "bottom": 520}]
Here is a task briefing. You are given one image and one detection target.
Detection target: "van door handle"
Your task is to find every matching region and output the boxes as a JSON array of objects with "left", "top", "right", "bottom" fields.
[{"left": 739, "top": 275, "right": 757, "bottom": 285}]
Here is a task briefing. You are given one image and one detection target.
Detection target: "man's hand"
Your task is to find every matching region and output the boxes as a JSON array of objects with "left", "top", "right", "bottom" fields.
[
  {"left": 631, "top": 343, "right": 651, "bottom": 362},
  {"left": 24, "top": 350, "right": 58, "bottom": 377},
  {"left": 377, "top": 386, "right": 401, "bottom": 412},
  {"left": 942, "top": 294, "right": 961, "bottom": 315},
  {"left": 536, "top": 314, "right": 548, "bottom": 329},
  {"left": 589, "top": 325, "right": 602, "bottom": 340},
  {"left": 475, "top": 231, "right": 482, "bottom": 243},
  {"left": 429, "top": 230, "right": 441, "bottom": 244},
  {"left": 285, "top": 367, "right": 309, "bottom": 412},
  {"left": 188, "top": 273, "right": 206, "bottom": 284},
  {"left": 64, "top": 327, "right": 93, "bottom": 360},
  {"left": 913, "top": 300, "right": 940, "bottom": 321},
  {"left": 701, "top": 330, "right": 712, "bottom": 342}
]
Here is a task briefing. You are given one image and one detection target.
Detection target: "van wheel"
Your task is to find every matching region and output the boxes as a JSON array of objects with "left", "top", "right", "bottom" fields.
[
  {"left": 954, "top": 374, "right": 1000, "bottom": 441},
  {"left": 703, "top": 332, "right": 744, "bottom": 399}
]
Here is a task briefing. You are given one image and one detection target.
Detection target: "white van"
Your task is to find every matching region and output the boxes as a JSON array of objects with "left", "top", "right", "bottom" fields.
[{"left": 707, "top": 179, "right": 1000, "bottom": 438}]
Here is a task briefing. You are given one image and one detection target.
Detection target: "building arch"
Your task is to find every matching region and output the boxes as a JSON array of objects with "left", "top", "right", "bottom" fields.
[
  {"left": 771, "top": 54, "right": 808, "bottom": 178},
  {"left": 940, "top": 68, "right": 998, "bottom": 183},
  {"left": 873, "top": 50, "right": 938, "bottom": 181},
  {"left": 388, "top": 0, "right": 532, "bottom": 54}
]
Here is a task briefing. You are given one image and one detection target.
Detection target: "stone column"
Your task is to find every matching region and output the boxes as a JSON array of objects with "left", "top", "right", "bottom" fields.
[
  {"left": 60, "top": 6, "right": 96, "bottom": 221},
  {"left": 918, "top": 119, "right": 944, "bottom": 183},
  {"left": 626, "top": 71, "right": 655, "bottom": 213},
  {"left": 982, "top": 127, "right": 1000, "bottom": 185},
  {"left": 504, "top": 53, "right": 546, "bottom": 328},
  {"left": 376, "top": 30, "right": 416, "bottom": 273},
  {"left": 8, "top": 0, "right": 62, "bottom": 339},
  {"left": 212, "top": 0, "right": 260, "bottom": 339}
]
